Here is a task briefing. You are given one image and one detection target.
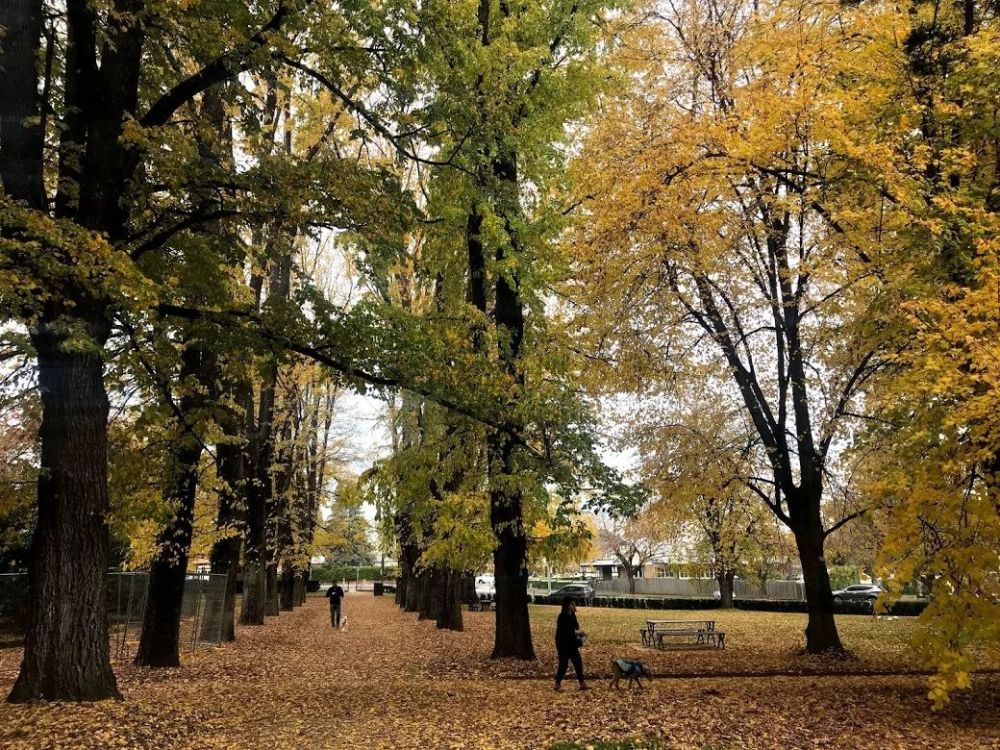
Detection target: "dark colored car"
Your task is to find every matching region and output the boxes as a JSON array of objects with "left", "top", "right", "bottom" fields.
[
  {"left": 832, "top": 583, "right": 883, "bottom": 605},
  {"left": 545, "top": 583, "right": 595, "bottom": 604}
]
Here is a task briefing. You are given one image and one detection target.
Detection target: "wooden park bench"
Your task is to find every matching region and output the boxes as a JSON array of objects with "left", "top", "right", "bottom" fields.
[{"left": 640, "top": 619, "right": 726, "bottom": 650}]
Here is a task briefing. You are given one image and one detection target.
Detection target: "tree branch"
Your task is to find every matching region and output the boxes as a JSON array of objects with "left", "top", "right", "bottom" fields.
[{"left": 140, "top": 0, "right": 306, "bottom": 129}]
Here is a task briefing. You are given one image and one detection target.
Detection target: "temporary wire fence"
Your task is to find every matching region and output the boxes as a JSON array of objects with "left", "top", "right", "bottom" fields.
[
  {"left": 108, "top": 572, "right": 230, "bottom": 660},
  {"left": 589, "top": 576, "right": 807, "bottom": 600},
  {"left": 1, "top": 571, "right": 231, "bottom": 661}
]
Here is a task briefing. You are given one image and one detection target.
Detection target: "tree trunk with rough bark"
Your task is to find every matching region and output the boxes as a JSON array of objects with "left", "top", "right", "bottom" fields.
[
  {"left": 205, "top": 437, "right": 243, "bottom": 641},
  {"left": 241, "top": 475, "right": 268, "bottom": 625},
  {"left": 135, "top": 342, "right": 211, "bottom": 667},
  {"left": 400, "top": 542, "right": 420, "bottom": 612},
  {"left": 280, "top": 566, "right": 295, "bottom": 611},
  {"left": 461, "top": 571, "right": 478, "bottom": 606},
  {"left": 490, "top": 433, "right": 534, "bottom": 660},
  {"left": 292, "top": 571, "right": 306, "bottom": 607},
  {"left": 265, "top": 561, "right": 280, "bottom": 616},
  {"left": 9, "top": 321, "right": 120, "bottom": 702},
  {"left": 436, "top": 569, "right": 464, "bottom": 631},
  {"left": 417, "top": 568, "right": 439, "bottom": 621},
  {"left": 2, "top": 0, "right": 124, "bottom": 703},
  {"left": 794, "top": 509, "right": 843, "bottom": 653},
  {"left": 717, "top": 571, "right": 735, "bottom": 609},
  {"left": 134, "top": 441, "right": 203, "bottom": 666}
]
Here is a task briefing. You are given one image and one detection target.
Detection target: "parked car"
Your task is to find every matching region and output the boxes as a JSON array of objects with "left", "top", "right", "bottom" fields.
[
  {"left": 833, "top": 583, "right": 884, "bottom": 605},
  {"left": 474, "top": 575, "right": 495, "bottom": 601},
  {"left": 545, "top": 583, "right": 595, "bottom": 604}
]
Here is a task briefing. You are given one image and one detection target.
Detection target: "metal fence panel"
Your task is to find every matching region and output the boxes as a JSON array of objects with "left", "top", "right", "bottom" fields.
[
  {"left": 181, "top": 573, "right": 229, "bottom": 652},
  {"left": 2, "top": 571, "right": 231, "bottom": 660},
  {"left": 107, "top": 571, "right": 149, "bottom": 659},
  {"left": 593, "top": 577, "right": 720, "bottom": 597},
  {"left": 592, "top": 576, "right": 807, "bottom": 601}
]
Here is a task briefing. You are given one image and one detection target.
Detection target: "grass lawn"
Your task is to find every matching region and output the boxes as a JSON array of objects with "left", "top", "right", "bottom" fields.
[
  {"left": 0, "top": 595, "right": 997, "bottom": 749},
  {"left": 525, "top": 603, "right": 930, "bottom": 676}
]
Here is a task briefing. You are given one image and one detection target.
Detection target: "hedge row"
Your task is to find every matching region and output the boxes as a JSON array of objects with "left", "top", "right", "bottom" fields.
[
  {"left": 734, "top": 598, "right": 928, "bottom": 616},
  {"left": 309, "top": 565, "right": 398, "bottom": 582},
  {"left": 528, "top": 594, "right": 928, "bottom": 617},
  {"left": 0, "top": 576, "right": 29, "bottom": 632}
]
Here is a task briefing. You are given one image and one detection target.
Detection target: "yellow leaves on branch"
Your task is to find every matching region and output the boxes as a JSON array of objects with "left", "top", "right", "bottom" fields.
[{"left": 0, "top": 198, "right": 158, "bottom": 326}]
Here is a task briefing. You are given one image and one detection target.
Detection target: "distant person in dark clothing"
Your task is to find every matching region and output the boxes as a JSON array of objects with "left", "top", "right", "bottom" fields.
[
  {"left": 554, "top": 598, "right": 588, "bottom": 691},
  {"left": 326, "top": 583, "right": 345, "bottom": 628}
]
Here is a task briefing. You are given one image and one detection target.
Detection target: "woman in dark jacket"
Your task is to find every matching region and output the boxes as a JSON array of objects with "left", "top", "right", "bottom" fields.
[{"left": 554, "top": 598, "right": 588, "bottom": 691}]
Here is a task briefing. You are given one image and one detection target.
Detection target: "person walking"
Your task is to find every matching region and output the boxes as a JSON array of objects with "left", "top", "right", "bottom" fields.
[
  {"left": 326, "top": 582, "right": 345, "bottom": 629},
  {"left": 554, "top": 598, "right": 588, "bottom": 691}
]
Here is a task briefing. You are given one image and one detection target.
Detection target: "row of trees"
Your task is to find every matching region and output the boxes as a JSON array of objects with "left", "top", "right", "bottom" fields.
[{"left": 0, "top": 0, "right": 636, "bottom": 701}]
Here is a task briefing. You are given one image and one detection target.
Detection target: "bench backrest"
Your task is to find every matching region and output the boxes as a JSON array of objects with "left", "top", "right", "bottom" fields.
[{"left": 647, "top": 620, "right": 714, "bottom": 632}]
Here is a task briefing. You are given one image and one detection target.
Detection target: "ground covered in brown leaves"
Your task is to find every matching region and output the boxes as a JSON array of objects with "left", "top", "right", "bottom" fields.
[{"left": 1, "top": 595, "right": 999, "bottom": 749}]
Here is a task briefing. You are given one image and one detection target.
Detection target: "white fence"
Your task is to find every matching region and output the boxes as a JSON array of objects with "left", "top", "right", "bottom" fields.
[{"left": 591, "top": 576, "right": 806, "bottom": 601}]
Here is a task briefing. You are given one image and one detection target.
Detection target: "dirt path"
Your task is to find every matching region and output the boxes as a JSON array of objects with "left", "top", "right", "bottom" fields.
[{"left": 0, "top": 595, "right": 998, "bottom": 749}]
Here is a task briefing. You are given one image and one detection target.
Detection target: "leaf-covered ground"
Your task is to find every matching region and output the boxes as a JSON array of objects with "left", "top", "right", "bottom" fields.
[{"left": 1, "top": 595, "right": 998, "bottom": 749}]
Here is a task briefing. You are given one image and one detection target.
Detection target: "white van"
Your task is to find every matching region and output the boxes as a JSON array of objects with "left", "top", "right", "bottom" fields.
[{"left": 474, "top": 574, "right": 495, "bottom": 601}]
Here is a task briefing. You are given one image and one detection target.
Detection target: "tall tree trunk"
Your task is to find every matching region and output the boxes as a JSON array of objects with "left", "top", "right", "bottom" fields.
[
  {"left": 2, "top": 0, "right": 119, "bottom": 704},
  {"left": 395, "top": 564, "right": 407, "bottom": 608},
  {"left": 9, "top": 319, "right": 120, "bottom": 701},
  {"left": 461, "top": 571, "right": 478, "bottom": 606},
  {"left": 467, "top": 188, "right": 535, "bottom": 659},
  {"left": 292, "top": 571, "right": 306, "bottom": 607},
  {"left": 417, "top": 568, "right": 438, "bottom": 621},
  {"left": 265, "top": 561, "right": 280, "bottom": 616},
  {"left": 243, "top": 248, "right": 290, "bottom": 623},
  {"left": 272, "top": 424, "right": 294, "bottom": 614},
  {"left": 280, "top": 566, "right": 295, "bottom": 611},
  {"left": 622, "top": 565, "right": 637, "bottom": 596},
  {"left": 205, "top": 438, "right": 243, "bottom": 641},
  {"left": 717, "top": 571, "right": 735, "bottom": 609},
  {"left": 134, "top": 444, "right": 202, "bottom": 666},
  {"left": 240, "top": 370, "right": 269, "bottom": 625},
  {"left": 240, "top": 453, "right": 268, "bottom": 625},
  {"left": 400, "top": 542, "right": 419, "bottom": 612},
  {"left": 404, "top": 567, "right": 420, "bottom": 613},
  {"left": 489, "top": 142, "right": 534, "bottom": 659},
  {"left": 490, "top": 434, "right": 534, "bottom": 660},
  {"left": 0, "top": 0, "right": 46, "bottom": 209},
  {"left": 793, "top": 501, "right": 843, "bottom": 653},
  {"left": 436, "top": 569, "right": 464, "bottom": 631},
  {"left": 135, "top": 343, "right": 209, "bottom": 667}
]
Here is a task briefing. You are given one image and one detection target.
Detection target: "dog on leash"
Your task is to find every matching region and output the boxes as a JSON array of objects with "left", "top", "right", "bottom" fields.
[
  {"left": 610, "top": 658, "right": 650, "bottom": 690},
  {"left": 339, "top": 616, "right": 349, "bottom": 632}
]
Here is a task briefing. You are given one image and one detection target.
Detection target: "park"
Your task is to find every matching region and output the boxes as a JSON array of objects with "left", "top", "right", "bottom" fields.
[
  {"left": 3, "top": 592, "right": 1000, "bottom": 749},
  {"left": 2, "top": 0, "right": 1000, "bottom": 747}
]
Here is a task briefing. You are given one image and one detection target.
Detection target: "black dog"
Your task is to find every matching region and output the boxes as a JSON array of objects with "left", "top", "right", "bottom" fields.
[{"left": 610, "top": 658, "right": 650, "bottom": 689}]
